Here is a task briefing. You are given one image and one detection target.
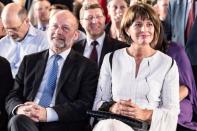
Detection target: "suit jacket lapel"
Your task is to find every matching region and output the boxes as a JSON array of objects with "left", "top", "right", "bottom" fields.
[
  {"left": 99, "top": 36, "right": 111, "bottom": 68},
  {"left": 55, "top": 50, "right": 77, "bottom": 95},
  {"left": 73, "top": 39, "right": 86, "bottom": 54},
  {"left": 29, "top": 50, "right": 49, "bottom": 100}
]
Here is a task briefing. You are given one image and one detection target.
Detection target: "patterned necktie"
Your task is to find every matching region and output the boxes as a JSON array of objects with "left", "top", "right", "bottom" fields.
[
  {"left": 89, "top": 41, "right": 98, "bottom": 63},
  {"left": 39, "top": 55, "right": 61, "bottom": 107},
  {"left": 185, "top": 0, "right": 195, "bottom": 42}
]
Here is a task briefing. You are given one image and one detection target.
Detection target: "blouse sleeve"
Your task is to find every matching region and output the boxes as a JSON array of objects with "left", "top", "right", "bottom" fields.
[
  {"left": 149, "top": 60, "right": 180, "bottom": 131},
  {"left": 93, "top": 53, "right": 113, "bottom": 111}
]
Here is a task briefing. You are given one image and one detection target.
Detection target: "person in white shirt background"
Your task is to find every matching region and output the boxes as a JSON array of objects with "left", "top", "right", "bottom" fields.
[
  {"left": 0, "top": 3, "right": 48, "bottom": 77},
  {"left": 30, "top": 0, "right": 51, "bottom": 31}
]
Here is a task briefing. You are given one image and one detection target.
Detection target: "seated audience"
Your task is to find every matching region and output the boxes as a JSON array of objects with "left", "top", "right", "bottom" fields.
[
  {"left": 93, "top": 3, "right": 180, "bottom": 131},
  {"left": 0, "top": 3, "right": 48, "bottom": 77},
  {"left": 73, "top": 3, "right": 128, "bottom": 68},
  {"left": 5, "top": 10, "right": 98, "bottom": 131},
  {"left": 32, "top": 0, "right": 51, "bottom": 31}
]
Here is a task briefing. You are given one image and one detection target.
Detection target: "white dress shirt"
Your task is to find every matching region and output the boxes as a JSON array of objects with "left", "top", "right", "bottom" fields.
[
  {"left": 83, "top": 33, "right": 105, "bottom": 63},
  {"left": 34, "top": 48, "right": 71, "bottom": 122},
  {"left": 93, "top": 48, "right": 180, "bottom": 131},
  {"left": 0, "top": 24, "right": 49, "bottom": 77}
]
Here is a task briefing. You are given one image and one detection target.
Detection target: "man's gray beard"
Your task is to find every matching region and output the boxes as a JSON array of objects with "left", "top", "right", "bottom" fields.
[{"left": 55, "top": 41, "right": 66, "bottom": 49}]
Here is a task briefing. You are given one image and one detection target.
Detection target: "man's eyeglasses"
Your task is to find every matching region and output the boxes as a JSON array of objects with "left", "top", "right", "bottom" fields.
[
  {"left": 83, "top": 15, "right": 104, "bottom": 21},
  {"left": 4, "top": 19, "right": 26, "bottom": 33},
  {"left": 49, "top": 24, "right": 72, "bottom": 33}
]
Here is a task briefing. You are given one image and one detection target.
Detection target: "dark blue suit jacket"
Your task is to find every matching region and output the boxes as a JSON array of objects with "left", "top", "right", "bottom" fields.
[{"left": 6, "top": 49, "right": 98, "bottom": 131}]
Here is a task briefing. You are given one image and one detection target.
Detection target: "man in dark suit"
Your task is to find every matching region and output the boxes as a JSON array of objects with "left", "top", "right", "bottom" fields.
[
  {"left": 6, "top": 10, "right": 98, "bottom": 131},
  {"left": 73, "top": 3, "right": 128, "bottom": 69},
  {"left": 0, "top": 56, "right": 13, "bottom": 131}
]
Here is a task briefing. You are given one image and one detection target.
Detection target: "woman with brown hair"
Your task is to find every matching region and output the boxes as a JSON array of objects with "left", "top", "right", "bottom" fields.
[{"left": 93, "top": 3, "right": 180, "bottom": 131}]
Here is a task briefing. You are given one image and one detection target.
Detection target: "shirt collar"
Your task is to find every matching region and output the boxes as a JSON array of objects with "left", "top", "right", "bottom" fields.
[
  {"left": 48, "top": 48, "right": 71, "bottom": 61},
  {"left": 28, "top": 24, "right": 40, "bottom": 37},
  {"left": 86, "top": 32, "right": 105, "bottom": 46}
]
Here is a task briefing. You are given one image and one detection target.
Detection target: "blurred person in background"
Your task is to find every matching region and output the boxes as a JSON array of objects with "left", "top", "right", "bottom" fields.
[
  {"left": 105, "top": 0, "right": 129, "bottom": 42},
  {"left": 32, "top": 0, "right": 51, "bottom": 31},
  {"left": 153, "top": 0, "right": 170, "bottom": 40}
]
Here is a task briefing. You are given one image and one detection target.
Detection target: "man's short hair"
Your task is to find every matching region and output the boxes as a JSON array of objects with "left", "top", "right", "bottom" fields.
[{"left": 79, "top": 3, "right": 104, "bottom": 20}]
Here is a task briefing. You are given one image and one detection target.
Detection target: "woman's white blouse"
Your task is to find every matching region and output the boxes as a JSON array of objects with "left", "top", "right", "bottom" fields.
[{"left": 93, "top": 48, "right": 180, "bottom": 131}]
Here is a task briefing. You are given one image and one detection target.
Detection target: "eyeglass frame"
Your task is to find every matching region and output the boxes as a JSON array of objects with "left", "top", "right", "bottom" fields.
[
  {"left": 82, "top": 15, "right": 104, "bottom": 21},
  {"left": 48, "top": 23, "right": 76, "bottom": 33}
]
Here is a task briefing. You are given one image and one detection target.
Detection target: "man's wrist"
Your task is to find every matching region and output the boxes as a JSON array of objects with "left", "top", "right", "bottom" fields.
[{"left": 12, "top": 104, "right": 24, "bottom": 115}]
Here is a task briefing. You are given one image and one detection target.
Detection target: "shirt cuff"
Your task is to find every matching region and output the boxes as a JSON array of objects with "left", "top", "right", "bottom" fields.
[
  {"left": 12, "top": 104, "right": 24, "bottom": 115},
  {"left": 46, "top": 108, "right": 59, "bottom": 122}
]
